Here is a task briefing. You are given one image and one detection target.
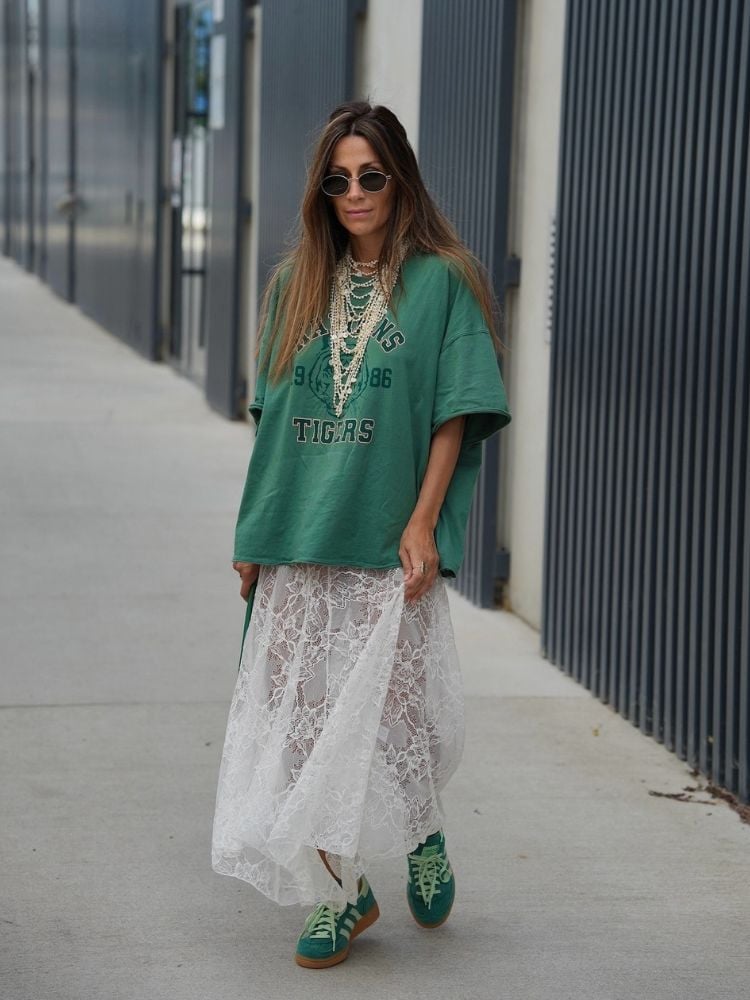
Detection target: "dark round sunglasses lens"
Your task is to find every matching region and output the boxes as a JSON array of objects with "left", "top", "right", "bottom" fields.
[
  {"left": 359, "top": 172, "right": 387, "bottom": 192},
  {"left": 322, "top": 175, "right": 348, "bottom": 196}
]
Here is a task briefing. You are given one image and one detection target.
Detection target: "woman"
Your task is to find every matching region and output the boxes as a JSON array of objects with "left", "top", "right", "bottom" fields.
[{"left": 211, "top": 100, "right": 511, "bottom": 969}]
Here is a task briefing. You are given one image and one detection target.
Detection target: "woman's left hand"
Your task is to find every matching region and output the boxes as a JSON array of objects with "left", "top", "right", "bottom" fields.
[{"left": 399, "top": 515, "right": 440, "bottom": 604}]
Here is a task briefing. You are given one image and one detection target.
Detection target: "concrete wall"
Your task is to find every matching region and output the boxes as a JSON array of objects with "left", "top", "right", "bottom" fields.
[
  {"left": 355, "top": 0, "right": 423, "bottom": 155},
  {"left": 504, "top": 0, "right": 566, "bottom": 630}
]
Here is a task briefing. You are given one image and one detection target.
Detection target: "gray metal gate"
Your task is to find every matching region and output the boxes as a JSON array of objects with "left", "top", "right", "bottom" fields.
[
  {"left": 418, "top": 0, "right": 518, "bottom": 607},
  {"left": 2, "top": 1, "right": 162, "bottom": 354},
  {"left": 73, "top": 0, "right": 162, "bottom": 357},
  {"left": 545, "top": 0, "right": 750, "bottom": 804},
  {"left": 206, "top": 0, "right": 361, "bottom": 417}
]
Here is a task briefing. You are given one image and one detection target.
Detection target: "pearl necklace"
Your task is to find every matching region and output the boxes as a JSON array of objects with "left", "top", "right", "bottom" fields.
[{"left": 327, "top": 243, "right": 406, "bottom": 417}]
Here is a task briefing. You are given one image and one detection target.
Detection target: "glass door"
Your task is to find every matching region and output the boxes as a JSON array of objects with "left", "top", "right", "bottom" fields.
[{"left": 168, "top": 0, "right": 212, "bottom": 383}]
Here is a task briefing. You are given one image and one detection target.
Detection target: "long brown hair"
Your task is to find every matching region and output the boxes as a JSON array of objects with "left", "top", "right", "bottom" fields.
[{"left": 257, "top": 100, "right": 508, "bottom": 383}]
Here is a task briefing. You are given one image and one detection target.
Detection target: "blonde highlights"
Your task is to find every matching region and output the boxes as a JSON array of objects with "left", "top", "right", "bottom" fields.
[{"left": 256, "top": 101, "right": 508, "bottom": 384}]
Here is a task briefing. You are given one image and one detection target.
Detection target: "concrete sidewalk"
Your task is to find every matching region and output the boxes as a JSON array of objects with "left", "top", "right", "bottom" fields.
[{"left": 1, "top": 257, "right": 747, "bottom": 1000}]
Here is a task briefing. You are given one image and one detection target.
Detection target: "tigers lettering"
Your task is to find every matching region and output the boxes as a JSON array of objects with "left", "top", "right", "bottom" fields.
[{"left": 292, "top": 416, "right": 375, "bottom": 444}]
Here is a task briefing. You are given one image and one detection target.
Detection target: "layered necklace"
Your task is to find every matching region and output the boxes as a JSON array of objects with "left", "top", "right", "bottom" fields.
[{"left": 328, "top": 241, "right": 407, "bottom": 417}]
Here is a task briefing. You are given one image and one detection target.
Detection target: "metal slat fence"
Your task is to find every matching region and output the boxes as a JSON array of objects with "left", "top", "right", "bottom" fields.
[{"left": 544, "top": 0, "right": 750, "bottom": 803}]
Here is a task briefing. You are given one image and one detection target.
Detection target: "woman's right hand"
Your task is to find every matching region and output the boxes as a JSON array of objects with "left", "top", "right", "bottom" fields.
[{"left": 232, "top": 561, "right": 260, "bottom": 601}]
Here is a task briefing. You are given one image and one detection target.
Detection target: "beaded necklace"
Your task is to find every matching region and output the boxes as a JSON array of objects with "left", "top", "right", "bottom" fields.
[{"left": 328, "top": 242, "right": 407, "bottom": 417}]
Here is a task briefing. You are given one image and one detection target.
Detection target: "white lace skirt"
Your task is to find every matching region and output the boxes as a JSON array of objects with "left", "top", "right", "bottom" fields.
[{"left": 210, "top": 562, "right": 465, "bottom": 908}]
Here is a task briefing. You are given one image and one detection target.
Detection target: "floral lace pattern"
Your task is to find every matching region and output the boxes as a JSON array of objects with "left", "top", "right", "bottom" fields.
[{"left": 211, "top": 562, "right": 465, "bottom": 907}]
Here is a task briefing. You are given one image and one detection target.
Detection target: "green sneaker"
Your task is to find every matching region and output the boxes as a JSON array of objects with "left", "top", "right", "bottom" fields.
[
  {"left": 294, "top": 874, "right": 380, "bottom": 969},
  {"left": 406, "top": 829, "right": 455, "bottom": 928}
]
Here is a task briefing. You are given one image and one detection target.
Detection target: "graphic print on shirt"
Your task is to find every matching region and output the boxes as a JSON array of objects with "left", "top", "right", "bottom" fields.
[
  {"left": 307, "top": 338, "right": 370, "bottom": 417},
  {"left": 290, "top": 338, "right": 375, "bottom": 445},
  {"left": 297, "top": 315, "right": 407, "bottom": 356},
  {"left": 290, "top": 314, "right": 405, "bottom": 445}
]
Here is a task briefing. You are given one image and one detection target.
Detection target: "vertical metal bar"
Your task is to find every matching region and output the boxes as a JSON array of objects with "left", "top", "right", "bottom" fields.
[
  {"left": 654, "top": 2, "right": 694, "bottom": 750},
  {"left": 627, "top": 0, "right": 652, "bottom": 717},
  {"left": 584, "top": 0, "right": 615, "bottom": 699},
  {"left": 560, "top": 0, "right": 591, "bottom": 678},
  {"left": 712, "top": 0, "right": 744, "bottom": 790},
  {"left": 696, "top": 1, "right": 729, "bottom": 778},
  {"left": 607, "top": 0, "right": 638, "bottom": 711},
  {"left": 542, "top": 0, "right": 578, "bottom": 663},
  {"left": 630, "top": 0, "right": 669, "bottom": 733},
  {"left": 651, "top": 0, "right": 686, "bottom": 748},
  {"left": 674, "top": 0, "right": 705, "bottom": 765},
  {"left": 731, "top": 2, "right": 750, "bottom": 805},
  {"left": 576, "top": 0, "right": 607, "bottom": 690},
  {"left": 686, "top": 0, "right": 716, "bottom": 774},
  {"left": 594, "top": 0, "right": 627, "bottom": 702},
  {"left": 568, "top": 0, "right": 594, "bottom": 684},
  {"left": 552, "top": 2, "right": 588, "bottom": 672},
  {"left": 620, "top": 0, "right": 653, "bottom": 721},
  {"left": 712, "top": 0, "right": 750, "bottom": 787}
]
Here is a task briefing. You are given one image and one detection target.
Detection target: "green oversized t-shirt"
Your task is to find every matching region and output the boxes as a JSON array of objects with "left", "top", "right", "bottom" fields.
[{"left": 233, "top": 251, "right": 511, "bottom": 578}]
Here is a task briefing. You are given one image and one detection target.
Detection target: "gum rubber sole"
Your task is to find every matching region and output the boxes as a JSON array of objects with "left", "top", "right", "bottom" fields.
[{"left": 294, "top": 902, "right": 380, "bottom": 969}]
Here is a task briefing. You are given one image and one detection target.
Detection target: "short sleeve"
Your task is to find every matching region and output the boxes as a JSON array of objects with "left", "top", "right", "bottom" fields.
[
  {"left": 430, "top": 268, "right": 511, "bottom": 578},
  {"left": 431, "top": 264, "right": 511, "bottom": 444},
  {"left": 248, "top": 273, "right": 284, "bottom": 428},
  {"left": 431, "top": 329, "right": 511, "bottom": 445}
]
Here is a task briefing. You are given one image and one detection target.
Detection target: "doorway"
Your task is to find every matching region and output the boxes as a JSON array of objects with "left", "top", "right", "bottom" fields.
[{"left": 168, "top": 0, "right": 212, "bottom": 384}]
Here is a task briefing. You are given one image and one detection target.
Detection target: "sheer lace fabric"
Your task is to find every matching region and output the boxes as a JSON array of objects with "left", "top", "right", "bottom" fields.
[{"left": 211, "top": 562, "right": 465, "bottom": 908}]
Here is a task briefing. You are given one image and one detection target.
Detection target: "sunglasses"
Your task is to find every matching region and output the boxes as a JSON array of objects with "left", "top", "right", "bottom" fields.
[{"left": 320, "top": 170, "right": 392, "bottom": 197}]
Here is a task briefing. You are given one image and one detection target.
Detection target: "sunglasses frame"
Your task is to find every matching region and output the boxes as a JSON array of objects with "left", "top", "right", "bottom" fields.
[{"left": 320, "top": 170, "right": 393, "bottom": 197}]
